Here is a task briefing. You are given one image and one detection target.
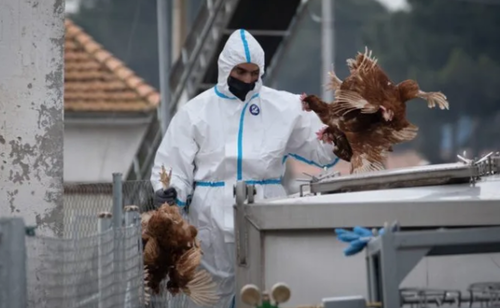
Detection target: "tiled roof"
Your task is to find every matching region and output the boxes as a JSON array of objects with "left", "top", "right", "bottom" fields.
[{"left": 64, "top": 19, "right": 160, "bottom": 113}]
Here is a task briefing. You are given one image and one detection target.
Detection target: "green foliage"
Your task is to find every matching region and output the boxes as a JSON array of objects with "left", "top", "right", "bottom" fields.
[
  {"left": 363, "top": 0, "right": 500, "bottom": 161},
  {"left": 276, "top": 0, "right": 388, "bottom": 94}
]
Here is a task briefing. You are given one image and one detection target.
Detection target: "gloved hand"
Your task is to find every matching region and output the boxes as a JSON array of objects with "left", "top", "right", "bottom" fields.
[
  {"left": 334, "top": 226, "right": 385, "bottom": 256},
  {"left": 153, "top": 187, "right": 177, "bottom": 208}
]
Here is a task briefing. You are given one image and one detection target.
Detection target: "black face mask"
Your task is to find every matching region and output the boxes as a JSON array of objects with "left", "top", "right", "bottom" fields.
[{"left": 227, "top": 76, "right": 256, "bottom": 101}]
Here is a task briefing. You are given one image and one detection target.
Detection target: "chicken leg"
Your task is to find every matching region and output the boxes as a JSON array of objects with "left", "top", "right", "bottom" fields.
[
  {"left": 300, "top": 93, "right": 338, "bottom": 143},
  {"left": 300, "top": 93, "right": 331, "bottom": 123},
  {"left": 398, "top": 80, "right": 449, "bottom": 110},
  {"left": 416, "top": 90, "right": 449, "bottom": 110}
]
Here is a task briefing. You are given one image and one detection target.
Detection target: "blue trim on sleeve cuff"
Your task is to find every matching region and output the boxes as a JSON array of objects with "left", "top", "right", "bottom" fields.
[
  {"left": 282, "top": 155, "right": 289, "bottom": 165},
  {"left": 289, "top": 153, "right": 340, "bottom": 169}
]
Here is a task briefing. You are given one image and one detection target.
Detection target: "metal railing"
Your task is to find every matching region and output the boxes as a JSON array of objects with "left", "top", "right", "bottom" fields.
[{"left": 127, "top": 0, "right": 241, "bottom": 182}]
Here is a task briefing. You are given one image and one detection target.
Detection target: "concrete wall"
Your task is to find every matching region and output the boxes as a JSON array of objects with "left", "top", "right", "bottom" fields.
[
  {"left": 64, "top": 121, "right": 149, "bottom": 182},
  {"left": 0, "top": 0, "right": 65, "bottom": 237}
]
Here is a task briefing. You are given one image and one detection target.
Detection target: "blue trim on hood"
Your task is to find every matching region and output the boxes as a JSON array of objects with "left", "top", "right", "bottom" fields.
[{"left": 239, "top": 29, "right": 251, "bottom": 63}]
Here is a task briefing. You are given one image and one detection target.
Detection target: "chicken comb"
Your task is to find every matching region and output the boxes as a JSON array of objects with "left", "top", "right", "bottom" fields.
[{"left": 159, "top": 164, "right": 172, "bottom": 190}]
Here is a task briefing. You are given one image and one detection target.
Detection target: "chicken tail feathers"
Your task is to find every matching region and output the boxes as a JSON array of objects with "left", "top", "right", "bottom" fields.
[
  {"left": 183, "top": 270, "right": 220, "bottom": 306},
  {"left": 357, "top": 46, "right": 379, "bottom": 72},
  {"left": 346, "top": 46, "right": 379, "bottom": 74}
]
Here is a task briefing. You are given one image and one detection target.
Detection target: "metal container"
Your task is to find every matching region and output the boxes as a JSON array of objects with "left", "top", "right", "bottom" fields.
[{"left": 233, "top": 152, "right": 500, "bottom": 307}]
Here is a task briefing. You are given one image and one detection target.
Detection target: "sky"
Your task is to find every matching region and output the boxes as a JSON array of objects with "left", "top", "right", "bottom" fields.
[{"left": 374, "top": 0, "right": 409, "bottom": 11}]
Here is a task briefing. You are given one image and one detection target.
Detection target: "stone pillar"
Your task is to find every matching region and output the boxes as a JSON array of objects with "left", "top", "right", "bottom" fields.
[{"left": 0, "top": 0, "right": 65, "bottom": 236}]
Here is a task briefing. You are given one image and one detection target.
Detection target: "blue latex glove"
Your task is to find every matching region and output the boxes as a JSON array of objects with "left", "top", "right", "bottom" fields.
[{"left": 334, "top": 226, "right": 385, "bottom": 256}]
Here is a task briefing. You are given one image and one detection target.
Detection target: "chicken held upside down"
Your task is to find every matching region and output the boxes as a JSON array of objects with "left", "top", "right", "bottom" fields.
[
  {"left": 301, "top": 47, "right": 449, "bottom": 174},
  {"left": 141, "top": 165, "right": 219, "bottom": 306}
]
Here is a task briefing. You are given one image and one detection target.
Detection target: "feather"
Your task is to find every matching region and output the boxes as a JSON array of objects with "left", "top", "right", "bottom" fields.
[
  {"left": 143, "top": 237, "right": 160, "bottom": 266},
  {"left": 176, "top": 245, "right": 202, "bottom": 279},
  {"left": 332, "top": 90, "right": 380, "bottom": 115},
  {"left": 300, "top": 46, "right": 449, "bottom": 174},
  {"left": 182, "top": 270, "right": 220, "bottom": 307}
]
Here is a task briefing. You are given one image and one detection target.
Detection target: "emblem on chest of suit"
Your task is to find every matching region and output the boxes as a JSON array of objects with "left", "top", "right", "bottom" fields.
[{"left": 249, "top": 104, "right": 260, "bottom": 116}]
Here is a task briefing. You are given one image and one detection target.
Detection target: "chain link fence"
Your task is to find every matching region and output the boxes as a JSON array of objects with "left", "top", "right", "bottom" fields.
[
  {"left": 0, "top": 173, "right": 190, "bottom": 308},
  {"left": 63, "top": 176, "right": 158, "bottom": 238}
]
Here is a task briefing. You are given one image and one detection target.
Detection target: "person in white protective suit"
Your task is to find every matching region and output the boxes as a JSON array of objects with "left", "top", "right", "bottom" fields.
[{"left": 150, "top": 29, "right": 339, "bottom": 308}]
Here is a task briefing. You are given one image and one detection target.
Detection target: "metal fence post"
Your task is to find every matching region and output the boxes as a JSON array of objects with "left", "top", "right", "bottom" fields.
[
  {"left": 123, "top": 205, "right": 142, "bottom": 308},
  {"left": 97, "top": 212, "right": 113, "bottom": 308},
  {"left": 0, "top": 217, "right": 27, "bottom": 308},
  {"left": 112, "top": 173, "right": 123, "bottom": 229},
  {"left": 112, "top": 172, "right": 124, "bottom": 307}
]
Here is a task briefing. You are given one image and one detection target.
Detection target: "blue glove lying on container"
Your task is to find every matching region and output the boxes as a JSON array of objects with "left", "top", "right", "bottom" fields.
[{"left": 334, "top": 226, "right": 385, "bottom": 256}]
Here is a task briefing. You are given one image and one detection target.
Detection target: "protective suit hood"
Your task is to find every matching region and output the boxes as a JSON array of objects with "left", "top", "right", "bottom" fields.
[{"left": 216, "top": 29, "right": 265, "bottom": 102}]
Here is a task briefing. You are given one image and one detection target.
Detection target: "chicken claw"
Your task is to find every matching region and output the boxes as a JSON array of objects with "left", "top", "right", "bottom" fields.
[{"left": 417, "top": 90, "right": 449, "bottom": 110}]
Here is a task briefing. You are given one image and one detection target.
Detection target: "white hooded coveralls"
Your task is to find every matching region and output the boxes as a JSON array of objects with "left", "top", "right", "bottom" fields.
[{"left": 151, "top": 29, "right": 339, "bottom": 308}]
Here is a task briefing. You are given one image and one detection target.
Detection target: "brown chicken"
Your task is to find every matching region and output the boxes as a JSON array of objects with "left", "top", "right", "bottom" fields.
[
  {"left": 141, "top": 165, "right": 219, "bottom": 306},
  {"left": 301, "top": 47, "right": 449, "bottom": 174}
]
